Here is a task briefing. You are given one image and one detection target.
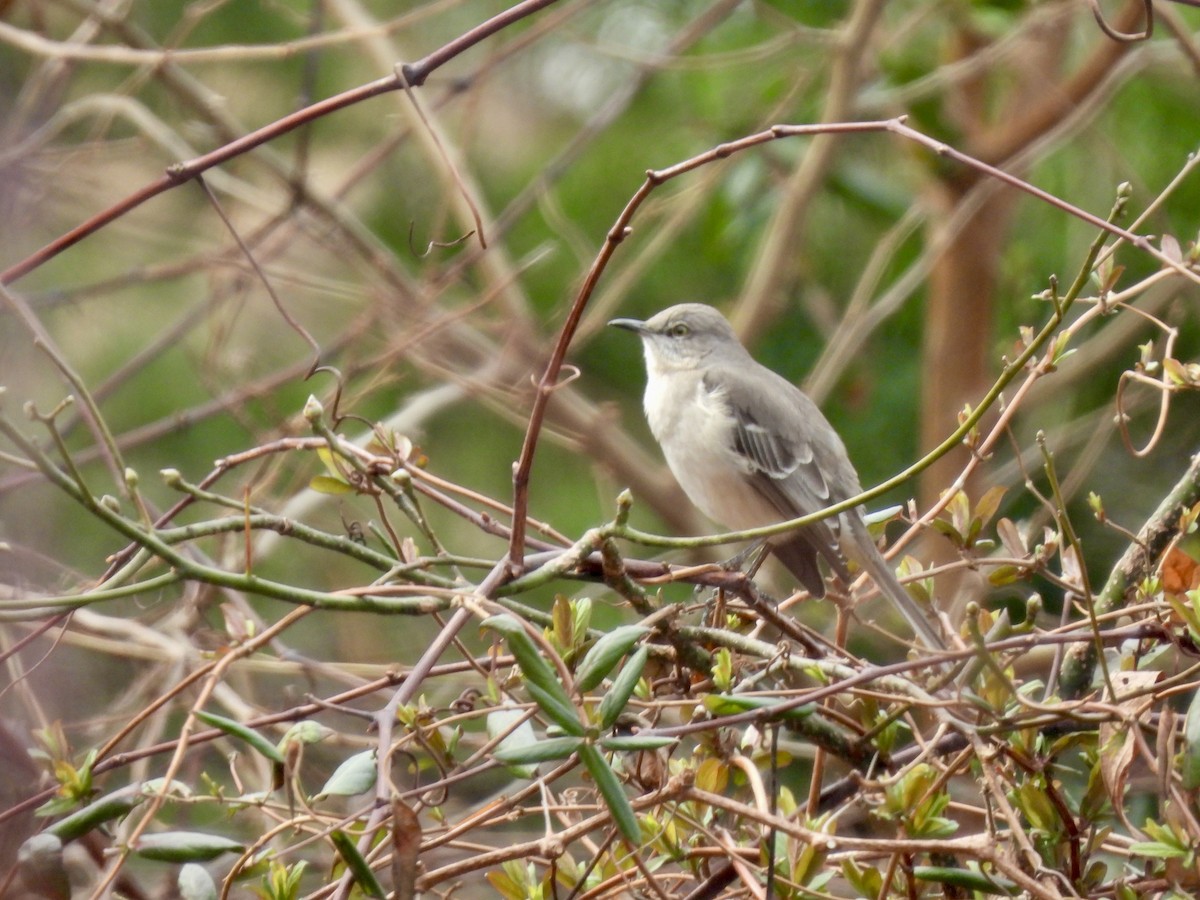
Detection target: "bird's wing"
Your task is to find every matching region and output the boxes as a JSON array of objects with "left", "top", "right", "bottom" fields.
[
  {"left": 704, "top": 368, "right": 854, "bottom": 588},
  {"left": 706, "top": 366, "right": 945, "bottom": 650}
]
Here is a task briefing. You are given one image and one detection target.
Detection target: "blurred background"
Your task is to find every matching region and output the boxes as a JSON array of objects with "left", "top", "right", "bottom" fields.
[{"left": 1, "top": 0, "right": 1199, "bottom": 892}]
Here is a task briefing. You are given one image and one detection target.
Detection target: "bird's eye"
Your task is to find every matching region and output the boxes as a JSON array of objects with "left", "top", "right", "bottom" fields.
[{"left": 668, "top": 323, "right": 689, "bottom": 338}]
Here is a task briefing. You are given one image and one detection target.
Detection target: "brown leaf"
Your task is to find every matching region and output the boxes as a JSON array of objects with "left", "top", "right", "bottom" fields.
[
  {"left": 1161, "top": 534, "right": 1200, "bottom": 595},
  {"left": 996, "top": 517, "right": 1027, "bottom": 558},
  {"left": 1161, "top": 233, "right": 1183, "bottom": 264},
  {"left": 1098, "top": 671, "right": 1160, "bottom": 823},
  {"left": 392, "top": 797, "right": 421, "bottom": 900}
]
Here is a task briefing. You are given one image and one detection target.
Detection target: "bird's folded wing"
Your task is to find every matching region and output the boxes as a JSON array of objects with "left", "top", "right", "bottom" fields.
[{"left": 705, "top": 369, "right": 853, "bottom": 587}]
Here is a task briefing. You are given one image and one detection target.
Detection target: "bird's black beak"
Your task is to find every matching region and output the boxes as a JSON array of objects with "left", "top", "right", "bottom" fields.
[{"left": 608, "top": 317, "right": 647, "bottom": 334}]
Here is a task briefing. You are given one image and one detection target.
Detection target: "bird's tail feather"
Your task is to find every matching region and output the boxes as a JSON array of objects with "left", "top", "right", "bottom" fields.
[{"left": 847, "top": 521, "right": 946, "bottom": 651}]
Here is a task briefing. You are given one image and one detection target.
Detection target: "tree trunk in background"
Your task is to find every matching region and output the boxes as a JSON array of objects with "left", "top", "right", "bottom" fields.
[
  {"left": 916, "top": 2, "right": 1144, "bottom": 612},
  {"left": 916, "top": 22, "right": 1050, "bottom": 610},
  {"left": 919, "top": 183, "right": 1015, "bottom": 511}
]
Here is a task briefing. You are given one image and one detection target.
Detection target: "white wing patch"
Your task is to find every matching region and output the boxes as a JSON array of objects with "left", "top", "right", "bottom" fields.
[{"left": 738, "top": 421, "right": 802, "bottom": 479}]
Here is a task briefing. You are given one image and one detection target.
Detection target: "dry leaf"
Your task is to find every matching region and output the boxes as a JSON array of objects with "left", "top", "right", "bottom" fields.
[
  {"left": 1161, "top": 533, "right": 1200, "bottom": 595},
  {"left": 392, "top": 797, "right": 421, "bottom": 900},
  {"left": 1098, "top": 671, "right": 1161, "bottom": 823}
]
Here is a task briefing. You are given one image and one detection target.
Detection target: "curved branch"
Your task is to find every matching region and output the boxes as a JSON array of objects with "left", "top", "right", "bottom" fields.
[{"left": 0, "top": 0, "right": 561, "bottom": 286}]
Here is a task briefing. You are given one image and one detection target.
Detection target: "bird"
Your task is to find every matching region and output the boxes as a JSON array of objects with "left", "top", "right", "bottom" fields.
[{"left": 609, "top": 302, "right": 945, "bottom": 650}]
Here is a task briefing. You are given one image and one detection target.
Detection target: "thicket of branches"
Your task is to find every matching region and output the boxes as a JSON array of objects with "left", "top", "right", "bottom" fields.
[{"left": 2, "top": 0, "right": 1200, "bottom": 897}]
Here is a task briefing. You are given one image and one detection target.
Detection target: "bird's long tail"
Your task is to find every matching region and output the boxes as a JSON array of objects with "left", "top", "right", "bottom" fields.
[{"left": 846, "top": 519, "right": 946, "bottom": 651}]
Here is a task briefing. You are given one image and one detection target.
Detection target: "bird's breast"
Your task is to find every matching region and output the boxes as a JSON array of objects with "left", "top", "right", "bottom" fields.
[{"left": 643, "top": 376, "right": 775, "bottom": 529}]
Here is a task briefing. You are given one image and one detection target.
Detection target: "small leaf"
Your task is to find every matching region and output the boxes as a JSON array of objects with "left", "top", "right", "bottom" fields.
[
  {"left": 550, "top": 596, "right": 574, "bottom": 658},
  {"left": 329, "top": 831, "right": 387, "bottom": 899},
  {"left": 482, "top": 614, "right": 573, "bottom": 708},
  {"left": 929, "top": 517, "right": 964, "bottom": 548},
  {"left": 842, "top": 859, "right": 883, "bottom": 898},
  {"left": 392, "top": 799, "right": 421, "bottom": 900},
  {"left": 973, "top": 485, "right": 1006, "bottom": 531},
  {"left": 579, "top": 744, "right": 639, "bottom": 843},
  {"left": 597, "top": 647, "right": 648, "bottom": 731},
  {"left": 575, "top": 626, "right": 650, "bottom": 692},
  {"left": 47, "top": 787, "right": 140, "bottom": 843},
  {"left": 309, "top": 475, "right": 353, "bottom": 495},
  {"left": 493, "top": 736, "right": 583, "bottom": 765},
  {"left": 701, "top": 694, "right": 815, "bottom": 723},
  {"left": 487, "top": 707, "right": 541, "bottom": 777},
  {"left": 1050, "top": 330, "right": 1075, "bottom": 367},
  {"left": 129, "top": 774, "right": 189, "bottom": 800},
  {"left": 711, "top": 647, "right": 733, "bottom": 692},
  {"left": 195, "top": 710, "right": 286, "bottom": 764},
  {"left": 996, "top": 517, "right": 1027, "bottom": 557},
  {"left": 1181, "top": 687, "right": 1200, "bottom": 789},
  {"left": 599, "top": 735, "right": 678, "bottom": 752},
  {"left": 1162, "top": 233, "right": 1183, "bottom": 264},
  {"left": 1099, "top": 671, "right": 1160, "bottom": 809},
  {"left": 912, "top": 865, "right": 1018, "bottom": 895},
  {"left": 313, "top": 750, "right": 377, "bottom": 800},
  {"left": 178, "top": 863, "right": 218, "bottom": 900},
  {"left": 1162, "top": 532, "right": 1200, "bottom": 595},
  {"left": 259, "top": 860, "right": 308, "bottom": 899},
  {"left": 1163, "top": 357, "right": 1200, "bottom": 386},
  {"left": 987, "top": 565, "right": 1021, "bottom": 587},
  {"left": 133, "top": 832, "right": 244, "bottom": 863},
  {"left": 1129, "top": 840, "right": 1190, "bottom": 859},
  {"left": 695, "top": 757, "right": 729, "bottom": 793},
  {"left": 525, "top": 682, "right": 585, "bottom": 737},
  {"left": 278, "top": 720, "right": 335, "bottom": 751}
]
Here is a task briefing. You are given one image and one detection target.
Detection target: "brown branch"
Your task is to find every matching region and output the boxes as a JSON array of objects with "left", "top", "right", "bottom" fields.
[
  {"left": 973, "top": 0, "right": 1149, "bottom": 164},
  {"left": 0, "top": 0, "right": 561, "bottom": 286}
]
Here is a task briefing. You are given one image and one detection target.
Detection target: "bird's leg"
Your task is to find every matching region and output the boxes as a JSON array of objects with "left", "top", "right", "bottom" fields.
[
  {"left": 717, "top": 540, "right": 772, "bottom": 577},
  {"left": 730, "top": 580, "right": 832, "bottom": 658}
]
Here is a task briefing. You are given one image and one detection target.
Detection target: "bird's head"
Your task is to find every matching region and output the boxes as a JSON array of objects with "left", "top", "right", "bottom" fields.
[{"left": 609, "top": 303, "right": 744, "bottom": 373}]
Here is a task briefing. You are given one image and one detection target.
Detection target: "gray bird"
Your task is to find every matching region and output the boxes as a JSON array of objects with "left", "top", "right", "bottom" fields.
[{"left": 610, "top": 302, "right": 945, "bottom": 650}]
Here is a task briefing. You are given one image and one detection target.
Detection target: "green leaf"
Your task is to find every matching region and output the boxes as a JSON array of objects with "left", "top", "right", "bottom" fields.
[
  {"left": 133, "top": 832, "right": 244, "bottom": 863},
  {"left": 842, "top": 858, "right": 883, "bottom": 898},
  {"left": 912, "top": 865, "right": 1018, "bottom": 894},
  {"left": 550, "top": 595, "right": 575, "bottom": 658},
  {"left": 702, "top": 694, "right": 815, "bottom": 722},
  {"left": 329, "top": 831, "right": 387, "bottom": 899},
  {"left": 313, "top": 750, "right": 377, "bottom": 800},
  {"left": 711, "top": 647, "right": 733, "bottom": 692},
  {"left": 599, "top": 735, "right": 678, "bottom": 752},
  {"left": 579, "top": 744, "right": 640, "bottom": 843},
  {"left": 195, "top": 710, "right": 286, "bottom": 764},
  {"left": 487, "top": 707, "right": 541, "bottom": 777},
  {"left": 257, "top": 860, "right": 308, "bottom": 900},
  {"left": 988, "top": 564, "right": 1022, "bottom": 586},
  {"left": 525, "top": 682, "right": 585, "bottom": 737},
  {"left": 597, "top": 647, "right": 648, "bottom": 731},
  {"left": 493, "top": 735, "right": 583, "bottom": 765},
  {"left": 1050, "top": 330, "right": 1075, "bottom": 367},
  {"left": 482, "top": 614, "right": 573, "bottom": 708},
  {"left": 308, "top": 475, "right": 353, "bottom": 495},
  {"left": 1182, "top": 687, "right": 1200, "bottom": 789},
  {"left": 47, "top": 787, "right": 140, "bottom": 843},
  {"left": 575, "top": 626, "right": 650, "bottom": 692},
  {"left": 1129, "top": 840, "right": 1190, "bottom": 859},
  {"left": 33, "top": 739, "right": 98, "bottom": 816},
  {"left": 178, "top": 863, "right": 219, "bottom": 900},
  {"left": 277, "top": 720, "right": 335, "bottom": 752}
]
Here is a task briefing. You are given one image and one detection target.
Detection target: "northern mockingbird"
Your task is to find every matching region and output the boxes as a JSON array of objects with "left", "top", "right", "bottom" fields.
[{"left": 610, "top": 302, "right": 944, "bottom": 650}]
